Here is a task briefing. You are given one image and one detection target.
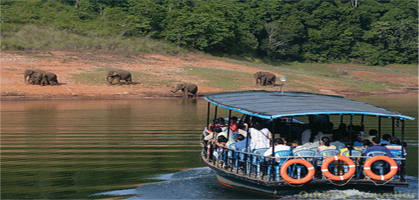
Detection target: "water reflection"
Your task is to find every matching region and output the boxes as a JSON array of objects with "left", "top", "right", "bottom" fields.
[
  {"left": 1, "top": 99, "right": 208, "bottom": 199},
  {"left": 1, "top": 93, "right": 417, "bottom": 199}
]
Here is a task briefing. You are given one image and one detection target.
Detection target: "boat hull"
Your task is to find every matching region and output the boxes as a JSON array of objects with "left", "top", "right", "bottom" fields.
[{"left": 202, "top": 156, "right": 407, "bottom": 197}]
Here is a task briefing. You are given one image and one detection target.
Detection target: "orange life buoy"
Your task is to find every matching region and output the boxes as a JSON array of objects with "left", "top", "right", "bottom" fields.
[
  {"left": 280, "top": 159, "right": 315, "bottom": 184},
  {"left": 321, "top": 156, "right": 355, "bottom": 181},
  {"left": 364, "top": 155, "right": 398, "bottom": 180}
]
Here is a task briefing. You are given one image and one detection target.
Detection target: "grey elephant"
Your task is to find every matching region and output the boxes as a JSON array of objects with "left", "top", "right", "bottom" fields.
[
  {"left": 106, "top": 70, "right": 133, "bottom": 85},
  {"left": 32, "top": 71, "right": 47, "bottom": 85},
  {"left": 24, "top": 69, "right": 45, "bottom": 84},
  {"left": 253, "top": 71, "right": 276, "bottom": 86},
  {"left": 40, "top": 72, "right": 59, "bottom": 86},
  {"left": 171, "top": 83, "right": 198, "bottom": 98}
]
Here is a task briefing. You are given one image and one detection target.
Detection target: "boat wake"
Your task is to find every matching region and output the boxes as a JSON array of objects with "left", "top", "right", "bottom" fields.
[
  {"left": 91, "top": 167, "right": 267, "bottom": 199},
  {"left": 91, "top": 168, "right": 418, "bottom": 199}
]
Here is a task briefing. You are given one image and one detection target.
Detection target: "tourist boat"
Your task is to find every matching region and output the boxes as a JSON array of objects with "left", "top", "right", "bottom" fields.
[{"left": 200, "top": 90, "right": 414, "bottom": 197}]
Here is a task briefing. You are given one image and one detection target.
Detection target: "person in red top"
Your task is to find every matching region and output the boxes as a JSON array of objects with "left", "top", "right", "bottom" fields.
[{"left": 229, "top": 116, "right": 239, "bottom": 133}]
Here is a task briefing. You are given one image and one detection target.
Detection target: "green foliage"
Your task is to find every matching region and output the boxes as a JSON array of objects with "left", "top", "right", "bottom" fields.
[{"left": 1, "top": 0, "right": 417, "bottom": 65}]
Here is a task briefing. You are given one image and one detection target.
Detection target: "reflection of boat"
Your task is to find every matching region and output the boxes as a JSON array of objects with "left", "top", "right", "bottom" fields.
[{"left": 201, "top": 91, "right": 414, "bottom": 197}]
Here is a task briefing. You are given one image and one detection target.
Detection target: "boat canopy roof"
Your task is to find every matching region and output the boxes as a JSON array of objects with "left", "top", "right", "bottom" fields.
[{"left": 204, "top": 91, "right": 414, "bottom": 120}]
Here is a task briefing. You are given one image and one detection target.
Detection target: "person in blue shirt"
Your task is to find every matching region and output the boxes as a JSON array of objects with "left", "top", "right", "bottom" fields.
[
  {"left": 380, "top": 134, "right": 391, "bottom": 146},
  {"left": 362, "top": 137, "right": 393, "bottom": 157},
  {"left": 386, "top": 136, "right": 407, "bottom": 156},
  {"left": 234, "top": 134, "right": 249, "bottom": 151}
]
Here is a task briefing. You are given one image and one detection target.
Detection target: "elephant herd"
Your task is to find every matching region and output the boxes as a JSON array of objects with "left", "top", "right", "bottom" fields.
[
  {"left": 23, "top": 69, "right": 276, "bottom": 98},
  {"left": 24, "top": 69, "right": 59, "bottom": 86}
]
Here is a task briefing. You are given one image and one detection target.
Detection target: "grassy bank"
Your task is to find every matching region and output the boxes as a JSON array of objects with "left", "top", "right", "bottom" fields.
[{"left": 1, "top": 25, "right": 187, "bottom": 55}]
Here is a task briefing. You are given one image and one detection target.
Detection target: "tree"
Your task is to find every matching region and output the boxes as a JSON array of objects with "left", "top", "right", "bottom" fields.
[{"left": 262, "top": 22, "right": 290, "bottom": 58}]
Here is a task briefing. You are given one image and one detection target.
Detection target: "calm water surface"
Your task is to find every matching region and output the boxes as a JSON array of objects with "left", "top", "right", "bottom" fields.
[{"left": 1, "top": 93, "right": 417, "bottom": 199}]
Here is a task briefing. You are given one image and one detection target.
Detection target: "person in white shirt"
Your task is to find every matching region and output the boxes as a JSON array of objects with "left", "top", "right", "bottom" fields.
[
  {"left": 264, "top": 138, "right": 291, "bottom": 161},
  {"left": 264, "top": 138, "right": 291, "bottom": 156},
  {"left": 292, "top": 140, "right": 308, "bottom": 153},
  {"left": 249, "top": 122, "right": 272, "bottom": 150},
  {"left": 317, "top": 137, "right": 337, "bottom": 152},
  {"left": 301, "top": 122, "right": 323, "bottom": 145}
]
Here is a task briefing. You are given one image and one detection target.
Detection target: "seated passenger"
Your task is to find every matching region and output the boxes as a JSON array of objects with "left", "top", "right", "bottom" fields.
[
  {"left": 204, "top": 127, "right": 223, "bottom": 146},
  {"left": 237, "top": 123, "right": 248, "bottom": 137},
  {"left": 232, "top": 123, "right": 248, "bottom": 142},
  {"left": 339, "top": 142, "right": 361, "bottom": 156},
  {"left": 280, "top": 133, "right": 291, "bottom": 146},
  {"left": 217, "top": 117, "right": 228, "bottom": 132},
  {"left": 292, "top": 140, "right": 308, "bottom": 153},
  {"left": 234, "top": 134, "right": 249, "bottom": 151},
  {"left": 350, "top": 131, "right": 363, "bottom": 147},
  {"left": 263, "top": 138, "right": 291, "bottom": 159},
  {"left": 362, "top": 137, "right": 393, "bottom": 157},
  {"left": 317, "top": 137, "right": 337, "bottom": 152},
  {"left": 229, "top": 116, "right": 239, "bottom": 133},
  {"left": 363, "top": 129, "right": 378, "bottom": 141},
  {"left": 249, "top": 122, "right": 272, "bottom": 150},
  {"left": 301, "top": 122, "right": 324, "bottom": 145},
  {"left": 354, "top": 139, "right": 371, "bottom": 150},
  {"left": 385, "top": 136, "right": 407, "bottom": 156},
  {"left": 380, "top": 134, "right": 391, "bottom": 146},
  {"left": 213, "top": 136, "right": 228, "bottom": 159}
]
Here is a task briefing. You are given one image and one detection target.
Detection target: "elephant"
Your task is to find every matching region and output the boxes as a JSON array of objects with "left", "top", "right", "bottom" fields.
[
  {"left": 32, "top": 71, "right": 47, "bottom": 85},
  {"left": 40, "top": 72, "right": 59, "bottom": 86},
  {"left": 24, "top": 69, "right": 45, "bottom": 84},
  {"left": 253, "top": 71, "right": 276, "bottom": 86},
  {"left": 106, "top": 70, "right": 133, "bottom": 85},
  {"left": 171, "top": 83, "right": 198, "bottom": 98}
]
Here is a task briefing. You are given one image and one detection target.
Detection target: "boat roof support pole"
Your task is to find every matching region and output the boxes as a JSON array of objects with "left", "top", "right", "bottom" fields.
[
  {"left": 361, "top": 115, "right": 365, "bottom": 134},
  {"left": 378, "top": 116, "right": 382, "bottom": 139},
  {"left": 245, "top": 116, "right": 251, "bottom": 160},
  {"left": 271, "top": 118, "right": 276, "bottom": 169},
  {"left": 401, "top": 119, "right": 406, "bottom": 182},
  {"left": 227, "top": 110, "right": 232, "bottom": 141},
  {"left": 206, "top": 102, "right": 211, "bottom": 128},
  {"left": 401, "top": 119, "right": 405, "bottom": 158},
  {"left": 349, "top": 114, "right": 353, "bottom": 156},
  {"left": 213, "top": 106, "right": 218, "bottom": 121},
  {"left": 340, "top": 115, "right": 344, "bottom": 124},
  {"left": 244, "top": 117, "right": 252, "bottom": 175},
  {"left": 392, "top": 118, "right": 395, "bottom": 137},
  {"left": 289, "top": 117, "right": 293, "bottom": 138}
]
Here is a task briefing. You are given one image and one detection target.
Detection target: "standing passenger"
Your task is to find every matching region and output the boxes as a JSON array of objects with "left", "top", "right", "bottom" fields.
[{"left": 249, "top": 122, "right": 272, "bottom": 150}]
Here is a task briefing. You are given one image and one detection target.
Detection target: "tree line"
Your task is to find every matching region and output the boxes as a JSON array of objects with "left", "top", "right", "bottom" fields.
[{"left": 1, "top": 0, "right": 417, "bottom": 65}]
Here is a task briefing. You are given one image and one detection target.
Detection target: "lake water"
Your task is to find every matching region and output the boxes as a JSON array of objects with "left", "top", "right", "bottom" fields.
[{"left": 1, "top": 93, "right": 417, "bottom": 199}]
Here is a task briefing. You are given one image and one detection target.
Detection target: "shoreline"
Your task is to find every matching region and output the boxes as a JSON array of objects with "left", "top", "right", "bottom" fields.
[{"left": 1, "top": 90, "right": 416, "bottom": 101}]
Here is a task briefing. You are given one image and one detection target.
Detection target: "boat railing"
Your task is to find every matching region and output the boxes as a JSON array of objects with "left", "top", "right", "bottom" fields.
[{"left": 203, "top": 145, "right": 406, "bottom": 184}]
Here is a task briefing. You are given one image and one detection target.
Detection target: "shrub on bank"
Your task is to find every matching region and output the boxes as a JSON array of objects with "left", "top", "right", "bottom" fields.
[{"left": 1, "top": 25, "right": 187, "bottom": 55}]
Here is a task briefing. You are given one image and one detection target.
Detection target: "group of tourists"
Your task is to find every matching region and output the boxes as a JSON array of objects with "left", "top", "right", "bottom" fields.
[{"left": 202, "top": 118, "right": 406, "bottom": 171}]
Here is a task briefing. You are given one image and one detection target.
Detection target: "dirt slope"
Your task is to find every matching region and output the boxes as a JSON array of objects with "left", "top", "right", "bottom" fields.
[{"left": 1, "top": 51, "right": 417, "bottom": 100}]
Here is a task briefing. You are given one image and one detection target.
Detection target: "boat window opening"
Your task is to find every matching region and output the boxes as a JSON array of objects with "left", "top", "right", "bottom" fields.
[
  {"left": 392, "top": 118, "right": 395, "bottom": 136},
  {"left": 378, "top": 116, "right": 382, "bottom": 139}
]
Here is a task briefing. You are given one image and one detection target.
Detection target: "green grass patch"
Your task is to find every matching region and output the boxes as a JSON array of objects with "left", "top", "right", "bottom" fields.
[
  {"left": 186, "top": 67, "right": 252, "bottom": 89},
  {"left": 72, "top": 68, "right": 156, "bottom": 85}
]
